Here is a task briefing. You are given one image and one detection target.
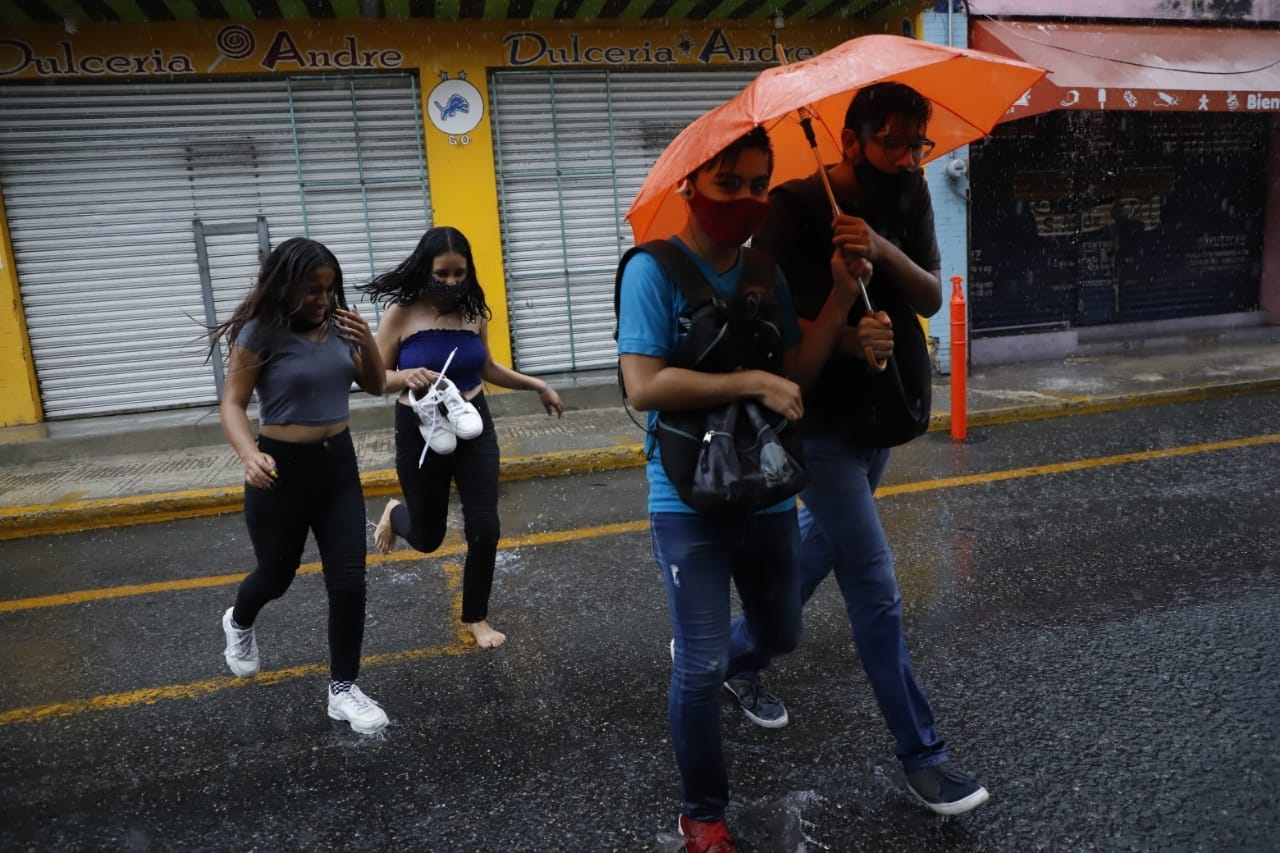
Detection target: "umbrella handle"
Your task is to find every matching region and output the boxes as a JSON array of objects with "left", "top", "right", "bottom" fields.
[
  {"left": 800, "top": 111, "right": 884, "bottom": 372},
  {"left": 799, "top": 111, "right": 844, "bottom": 220}
]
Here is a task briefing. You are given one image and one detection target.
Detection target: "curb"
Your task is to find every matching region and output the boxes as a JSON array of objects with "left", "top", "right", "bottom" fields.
[
  {"left": 0, "top": 443, "right": 647, "bottom": 541},
  {"left": 3, "top": 377, "right": 1277, "bottom": 540}
]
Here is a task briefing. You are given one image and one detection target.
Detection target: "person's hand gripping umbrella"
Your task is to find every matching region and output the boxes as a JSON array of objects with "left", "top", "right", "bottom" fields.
[{"left": 796, "top": 103, "right": 888, "bottom": 371}]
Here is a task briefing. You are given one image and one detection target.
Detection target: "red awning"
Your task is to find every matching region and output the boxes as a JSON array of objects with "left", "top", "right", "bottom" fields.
[{"left": 971, "top": 20, "right": 1280, "bottom": 119}]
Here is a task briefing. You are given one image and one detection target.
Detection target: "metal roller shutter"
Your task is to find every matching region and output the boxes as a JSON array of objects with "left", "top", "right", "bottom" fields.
[
  {"left": 0, "top": 74, "right": 430, "bottom": 418},
  {"left": 969, "top": 110, "right": 1264, "bottom": 334},
  {"left": 490, "top": 68, "right": 759, "bottom": 374}
]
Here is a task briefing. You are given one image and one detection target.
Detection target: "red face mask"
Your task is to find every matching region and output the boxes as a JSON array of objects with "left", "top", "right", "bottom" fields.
[{"left": 689, "top": 193, "right": 769, "bottom": 247}]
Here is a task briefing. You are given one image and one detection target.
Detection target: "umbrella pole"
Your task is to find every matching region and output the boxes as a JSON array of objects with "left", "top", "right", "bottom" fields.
[{"left": 798, "top": 111, "right": 887, "bottom": 372}]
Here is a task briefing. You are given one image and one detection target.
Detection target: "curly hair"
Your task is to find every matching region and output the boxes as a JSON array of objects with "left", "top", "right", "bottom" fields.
[
  {"left": 359, "top": 226, "right": 492, "bottom": 323},
  {"left": 207, "top": 237, "right": 346, "bottom": 359}
]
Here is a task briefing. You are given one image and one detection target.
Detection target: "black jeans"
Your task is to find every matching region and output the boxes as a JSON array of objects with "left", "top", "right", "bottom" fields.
[
  {"left": 234, "top": 429, "right": 368, "bottom": 682},
  {"left": 391, "top": 393, "right": 500, "bottom": 624}
]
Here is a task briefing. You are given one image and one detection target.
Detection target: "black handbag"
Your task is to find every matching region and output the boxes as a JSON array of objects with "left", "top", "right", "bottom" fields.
[
  {"left": 823, "top": 282, "right": 932, "bottom": 448},
  {"left": 655, "top": 399, "right": 805, "bottom": 516}
]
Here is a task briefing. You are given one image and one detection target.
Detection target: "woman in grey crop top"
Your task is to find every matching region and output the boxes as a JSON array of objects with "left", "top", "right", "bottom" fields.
[
  {"left": 206, "top": 237, "right": 390, "bottom": 735},
  {"left": 359, "top": 226, "right": 564, "bottom": 651}
]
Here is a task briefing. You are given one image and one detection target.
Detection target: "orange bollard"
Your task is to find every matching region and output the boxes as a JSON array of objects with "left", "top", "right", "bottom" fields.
[{"left": 949, "top": 276, "right": 967, "bottom": 442}]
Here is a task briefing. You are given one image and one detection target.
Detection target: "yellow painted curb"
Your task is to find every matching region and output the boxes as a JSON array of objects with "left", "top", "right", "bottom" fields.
[
  {"left": 0, "top": 444, "right": 648, "bottom": 540},
  {"left": 2, "top": 376, "right": 1278, "bottom": 540}
]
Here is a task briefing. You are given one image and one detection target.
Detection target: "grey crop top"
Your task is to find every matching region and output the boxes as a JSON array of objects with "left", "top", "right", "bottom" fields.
[{"left": 237, "top": 319, "right": 357, "bottom": 426}]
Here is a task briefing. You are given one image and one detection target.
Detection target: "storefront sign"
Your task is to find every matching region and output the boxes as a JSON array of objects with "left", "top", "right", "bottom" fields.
[
  {"left": 0, "top": 40, "right": 195, "bottom": 76},
  {"left": 0, "top": 26, "right": 404, "bottom": 78},
  {"left": 501, "top": 30, "right": 815, "bottom": 67},
  {"left": 1, "top": 22, "right": 832, "bottom": 81}
]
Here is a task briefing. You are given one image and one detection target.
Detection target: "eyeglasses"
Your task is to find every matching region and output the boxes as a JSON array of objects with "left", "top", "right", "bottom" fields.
[{"left": 870, "top": 134, "right": 936, "bottom": 159}]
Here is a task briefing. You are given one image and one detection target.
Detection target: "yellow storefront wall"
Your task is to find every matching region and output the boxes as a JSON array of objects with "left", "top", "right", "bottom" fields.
[
  {"left": 0, "top": 19, "right": 871, "bottom": 425},
  {"left": 0, "top": 188, "right": 41, "bottom": 426}
]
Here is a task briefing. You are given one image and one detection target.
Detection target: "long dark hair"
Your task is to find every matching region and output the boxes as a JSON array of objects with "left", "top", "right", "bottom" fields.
[
  {"left": 207, "top": 237, "right": 346, "bottom": 359},
  {"left": 359, "top": 226, "right": 492, "bottom": 323}
]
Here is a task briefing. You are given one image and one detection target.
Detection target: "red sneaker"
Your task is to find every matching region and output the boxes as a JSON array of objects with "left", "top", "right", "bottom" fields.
[{"left": 678, "top": 815, "right": 738, "bottom": 853}]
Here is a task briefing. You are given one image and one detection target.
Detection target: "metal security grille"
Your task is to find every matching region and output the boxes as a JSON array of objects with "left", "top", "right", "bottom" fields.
[
  {"left": 0, "top": 74, "right": 430, "bottom": 418},
  {"left": 490, "top": 68, "right": 759, "bottom": 374},
  {"left": 969, "top": 110, "right": 1265, "bottom": 333}
]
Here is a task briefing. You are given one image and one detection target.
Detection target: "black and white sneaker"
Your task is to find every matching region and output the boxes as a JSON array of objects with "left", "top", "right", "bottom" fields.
[
  {"left": 722, "top": 672, "right": 789, "bottom": 729},
  {"left": 905, "top": 761, "right": 990, "bottom": 815}
]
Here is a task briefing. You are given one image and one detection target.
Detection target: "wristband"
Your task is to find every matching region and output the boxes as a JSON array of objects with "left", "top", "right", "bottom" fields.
[{"left": 535, "top": 382, "right": 550, "bottom": 394}]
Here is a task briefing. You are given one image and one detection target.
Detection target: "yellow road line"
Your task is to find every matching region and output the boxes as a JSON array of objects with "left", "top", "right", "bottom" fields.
[
  {"left": 3, "top": 434, "right": 1278, "bottom": 728},
  {"left": 0, "top": 644, "right": 475, "bottom": 727},
  {"left": 877, "top": 433, "right": 1280, "bottom": 496},
  {"left": 0, "top": 521, "right": 649, "bottom": 613},
  {"left": 3, "top": 435, "right": 1278, "bottom": 616},
  {"left": 0, "top": 562, "right": 474, "bottom": 727}
]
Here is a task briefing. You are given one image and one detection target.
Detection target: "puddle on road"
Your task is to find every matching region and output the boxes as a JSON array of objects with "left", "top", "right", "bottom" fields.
[{"left": 652, "top": 790, "right": 828, "bottom": 852}]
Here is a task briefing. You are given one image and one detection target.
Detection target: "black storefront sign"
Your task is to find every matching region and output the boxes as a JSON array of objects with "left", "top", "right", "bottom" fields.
[{"left": 969, "top": 110, "right": 1266, "bottom": 334}]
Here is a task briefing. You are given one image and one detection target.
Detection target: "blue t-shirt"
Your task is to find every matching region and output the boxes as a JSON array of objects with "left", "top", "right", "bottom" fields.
[{"left": 616, "top": 238, "right": 801, "bottom": 515}]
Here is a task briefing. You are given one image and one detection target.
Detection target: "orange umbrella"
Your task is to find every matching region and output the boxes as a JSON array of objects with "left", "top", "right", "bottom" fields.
[{"left": 626, "top": 34, "right": 1047, "bottom": 244}]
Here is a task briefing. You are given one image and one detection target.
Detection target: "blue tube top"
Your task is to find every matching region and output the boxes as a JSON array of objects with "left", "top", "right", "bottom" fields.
[{"left": 397, "top": 329, "right": 486, "bottom": 393}]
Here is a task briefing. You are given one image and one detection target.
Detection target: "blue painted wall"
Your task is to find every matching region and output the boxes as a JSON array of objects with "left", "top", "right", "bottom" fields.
[{"left": 922, "top": 8, "right": 969, "bottom": 374}]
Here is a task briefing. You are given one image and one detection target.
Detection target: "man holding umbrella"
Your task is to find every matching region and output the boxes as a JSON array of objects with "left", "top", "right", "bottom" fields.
[{"left": 730, "top": 81, "right": 990, "bottom": 816}]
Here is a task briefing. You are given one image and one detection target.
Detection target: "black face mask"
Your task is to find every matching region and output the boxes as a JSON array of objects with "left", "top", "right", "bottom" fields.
[
  {"left": 425, "top": 277, "right": 467, "bottom": 310},
  {"left": 852, "top": 158, "right": 914, "bottom": 210}
]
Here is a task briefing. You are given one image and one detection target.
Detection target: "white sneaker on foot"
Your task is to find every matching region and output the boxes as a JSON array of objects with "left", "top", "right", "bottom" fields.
[
  {"left": 221, "top": 607, "right": 259, "bottom": 677},
  {"left": 327, "top": 684, "right": 388, "bottom": 734},
  {"left": 432, "top": 376, "right": 483, "bottom": 439}
]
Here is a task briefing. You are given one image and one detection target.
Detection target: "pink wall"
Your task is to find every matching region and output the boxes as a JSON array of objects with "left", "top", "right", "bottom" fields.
[
  {"left": 966, "top": 0, "right": 1280, "bottom": 22},
  {"left": 1263, "top": 116, "right": 1280, "bottom": 324}
]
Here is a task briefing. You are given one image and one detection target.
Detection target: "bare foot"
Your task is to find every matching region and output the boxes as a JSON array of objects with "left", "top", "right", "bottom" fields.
[
  {"left": 374, "top": 499, "right": 400, "bottom": 555},
  {"left": 467, "top": 620, "right": 506, "bottom": 649}
]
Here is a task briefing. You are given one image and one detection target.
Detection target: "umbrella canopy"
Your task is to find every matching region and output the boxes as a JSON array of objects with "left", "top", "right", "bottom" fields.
[{"left": 627, "top": 34, "right": 1047, "bottom": 243}]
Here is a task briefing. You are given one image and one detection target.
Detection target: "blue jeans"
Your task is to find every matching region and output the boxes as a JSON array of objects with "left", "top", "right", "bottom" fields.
[
  {"left": 651, "top": 511, "right": 802, "bottom": 821},
  {"left": 730, "top": 435, "right": 948, "bottom": 772}
]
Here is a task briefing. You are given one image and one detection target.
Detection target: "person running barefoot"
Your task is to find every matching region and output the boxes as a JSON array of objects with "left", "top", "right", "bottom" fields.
[
  {"left": 210, "top": 237, "right": 389, "bottom": 734},
  {"left": 361, "top": 226, "right": 563, "bottom": 649}
]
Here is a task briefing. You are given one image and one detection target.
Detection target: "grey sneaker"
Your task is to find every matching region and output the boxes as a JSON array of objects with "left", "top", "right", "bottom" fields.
[
  {"left": 723, "top": 672, "right": 788, "bottom": 729},
  {"left": 905, "top": 761, "right": 990, "bottom": 815},
  {"left": 221, "top": 607, "right": 259, "bottom": 678}
]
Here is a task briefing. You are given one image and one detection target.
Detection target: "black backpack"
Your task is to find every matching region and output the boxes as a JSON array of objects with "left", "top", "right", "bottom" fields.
[
  {"left": 614, "top": 240, "right": 783, "bottom": 398},
  {"left": 613, "top": 241, "right": 806, "bottom": 515}
]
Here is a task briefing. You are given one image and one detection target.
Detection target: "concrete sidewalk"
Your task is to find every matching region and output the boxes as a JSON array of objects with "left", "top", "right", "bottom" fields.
[{"left": 2, "top": 328, "right": 1279, "bottom": 539}]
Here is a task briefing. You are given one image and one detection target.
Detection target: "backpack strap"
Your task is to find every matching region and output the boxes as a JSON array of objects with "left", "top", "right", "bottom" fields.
[
  {"left": 614, "top": 239, "right": 719, "bottom": 332},
  {"left": 738, "top": 246, "right": 776, "bottom": 300}
]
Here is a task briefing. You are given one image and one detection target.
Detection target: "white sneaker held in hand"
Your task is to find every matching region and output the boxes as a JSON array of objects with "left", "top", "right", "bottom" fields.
[
  {"left": 410, "top": 386, "right": 457, "bottom": 461},
  {"left": 432, "top": 376, "right": 483, "bottom": 439}
]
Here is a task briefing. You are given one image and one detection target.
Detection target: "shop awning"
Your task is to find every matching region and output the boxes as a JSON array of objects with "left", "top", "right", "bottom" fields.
[{"left": 971, "top": 20, "right": 1280, "bottom": 118}]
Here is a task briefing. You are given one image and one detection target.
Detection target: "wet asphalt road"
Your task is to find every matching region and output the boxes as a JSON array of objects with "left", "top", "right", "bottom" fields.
[{"left": 1, "top": 393, "right": 1278, "bottom": 852}]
